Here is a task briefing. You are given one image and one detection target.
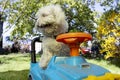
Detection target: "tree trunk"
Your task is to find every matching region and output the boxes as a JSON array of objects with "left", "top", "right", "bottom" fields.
[{"left": 0, "top": 19, "right": 3, "bottom": 48}]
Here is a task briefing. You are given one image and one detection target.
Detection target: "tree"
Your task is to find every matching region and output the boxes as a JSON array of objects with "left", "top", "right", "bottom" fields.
[
  {"left": 96, "top": 10, "right": 120, "bottom": 59},
  {"left": 61, "top": 0, "right": 95, "bottom": 33},
  {"left": 0, "top": 0, "right": 95, "bottom": 38},
  {"left": 0, "top": 0, "right": 41, "bottom": 38}
]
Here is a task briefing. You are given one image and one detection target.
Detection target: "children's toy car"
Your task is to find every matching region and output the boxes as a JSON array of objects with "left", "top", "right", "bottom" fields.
[{"left": 28, "top": 32, "right": 120, "bottom": 80}]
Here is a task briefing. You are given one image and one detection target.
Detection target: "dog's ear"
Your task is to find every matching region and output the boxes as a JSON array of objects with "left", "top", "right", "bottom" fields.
[
  {"left": 52, "top": 4, "right": 69, "bottom": 33},
  {"left": 51, "top": 5, "right": 63, "bottom": 23}
]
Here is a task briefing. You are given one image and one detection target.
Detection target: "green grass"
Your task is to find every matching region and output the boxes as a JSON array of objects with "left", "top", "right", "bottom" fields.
[
  {"left": 0, "top": 70, "right": 28, "bottom": 80},
  {"left": 0, "top": 53, "right": 31, "bottom": 80},
  {"left": 0, "top": 53, "right": 120, "bottom": 80}
]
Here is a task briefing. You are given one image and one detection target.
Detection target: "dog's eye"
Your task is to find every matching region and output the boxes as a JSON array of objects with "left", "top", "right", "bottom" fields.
[{"left": 42, "top": 14, "right": 48, "bottom": 17}]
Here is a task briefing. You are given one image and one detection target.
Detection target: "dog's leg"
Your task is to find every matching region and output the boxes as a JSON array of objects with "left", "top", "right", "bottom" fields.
[{"left": 39, "top": 49, "right": 52, "bottom": 69}]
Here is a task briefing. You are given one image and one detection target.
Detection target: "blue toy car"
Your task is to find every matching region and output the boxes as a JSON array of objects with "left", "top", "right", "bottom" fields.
[{"left": 28, "top": 32, "right": 112, "bottom": 80}]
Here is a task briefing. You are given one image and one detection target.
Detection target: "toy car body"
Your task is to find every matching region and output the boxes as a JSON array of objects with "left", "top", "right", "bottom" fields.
[
  {"left": 28, "top": 33, "right": 120, "bottom": 80},
  {"left": 29, "top": 56, "right": 109, "bottom": 80}
]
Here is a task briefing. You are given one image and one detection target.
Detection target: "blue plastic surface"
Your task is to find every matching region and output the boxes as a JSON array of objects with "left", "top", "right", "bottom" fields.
[{"left": 29, "top": 56, "right": 109, "bottom": 80}]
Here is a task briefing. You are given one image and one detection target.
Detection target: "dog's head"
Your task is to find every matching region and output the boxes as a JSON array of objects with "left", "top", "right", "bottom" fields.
[{"left": 35, "top": 4, "right": 68, "bottom": 37}]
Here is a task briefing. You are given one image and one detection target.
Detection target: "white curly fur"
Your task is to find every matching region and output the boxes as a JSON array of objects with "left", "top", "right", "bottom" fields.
[{"left": 35, "top": 4, "right": 70, "bottom": 68}]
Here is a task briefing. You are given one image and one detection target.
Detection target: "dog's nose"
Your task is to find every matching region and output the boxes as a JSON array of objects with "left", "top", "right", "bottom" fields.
[
  {"left": 42, "top": 14, "right": 48, "bottom": 17},
  {"left": 37, "top": 25, "right": 41, "bottom": 28}
]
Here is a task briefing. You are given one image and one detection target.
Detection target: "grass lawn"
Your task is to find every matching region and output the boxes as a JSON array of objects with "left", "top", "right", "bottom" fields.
[
  {"left": 0, "top": 53, "right": 31, "bottom": 80},
  {"left": 0, "top": 53, "right": 120, "bottom": 80}
]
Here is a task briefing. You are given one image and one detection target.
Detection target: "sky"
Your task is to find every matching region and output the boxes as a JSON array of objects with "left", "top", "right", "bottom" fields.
[{"left": 91, "top": 3, "right": 105, "bottom": 12}]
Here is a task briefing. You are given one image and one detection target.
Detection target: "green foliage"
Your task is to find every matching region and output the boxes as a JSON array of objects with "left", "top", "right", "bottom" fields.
[
  {"left": 97, "top": 10, "right": 120, "bottom": 59},
  {"left": 1, "top": 0, "right": 42, "bottom": 38},
  {"left": 0, "top": 0, "right": 95, "bottom": 38},
  {"left": 61, "top": 0, "right": 95, "bottom": 32}
]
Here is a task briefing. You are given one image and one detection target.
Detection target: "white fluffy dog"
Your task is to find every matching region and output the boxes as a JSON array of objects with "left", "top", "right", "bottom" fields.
[{"left": 35, "top": 4, "right": 70, "bottom": 68}]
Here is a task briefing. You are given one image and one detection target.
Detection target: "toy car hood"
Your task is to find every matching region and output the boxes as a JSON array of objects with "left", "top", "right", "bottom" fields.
[
  {"left": 46, "top": 56, "right": 109, "bottom": 80},
  {"left": 30, "top": 56, "right": 110, "bottom": 80}
]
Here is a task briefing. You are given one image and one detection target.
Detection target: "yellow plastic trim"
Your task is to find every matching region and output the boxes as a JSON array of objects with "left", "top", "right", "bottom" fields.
[{"left": 84, "top": 73, "right": 120, "bottom": 80}]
